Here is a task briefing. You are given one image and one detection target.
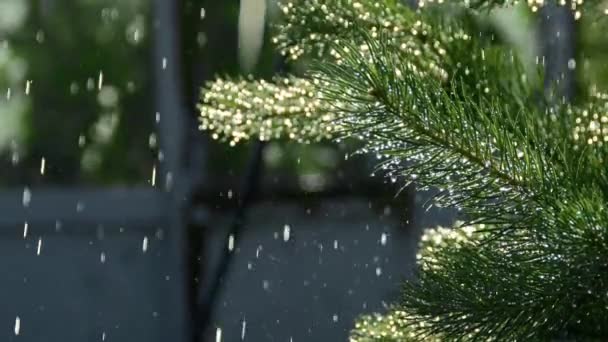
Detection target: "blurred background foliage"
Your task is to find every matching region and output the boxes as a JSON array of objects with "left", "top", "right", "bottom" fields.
[
  {"left": 1, "top": 0, "right": 607, "bottom": 194},
  {"left": 0, "top": 0, "right": 155, "bottom": 186}
]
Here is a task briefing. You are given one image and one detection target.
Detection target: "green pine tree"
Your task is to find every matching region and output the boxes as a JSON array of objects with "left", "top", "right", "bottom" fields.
[{"left": 198, "top": 1, "right": 608, "bottom": 340}]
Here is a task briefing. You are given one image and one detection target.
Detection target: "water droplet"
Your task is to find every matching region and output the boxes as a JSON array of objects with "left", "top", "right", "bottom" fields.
[
  {"left": 78, "top": 134, "right": 86, "bottom": 147},
  {"left": 14, "top": 316, "right": 20, "bottom": 335},
  {"left": 228, "top": 234, "right": 235, "bottom": 252},
  {"left": 25, "top": 80, "right": 32, "bottom": 95},
  {"left": 241, "top": 319, "right": 247, "bottom": 340},
  {"left": 151, "top": 165, "right": 156, "bottom": 187},
  {"left": 40, "top": 158, "right": 46, "bottom": 175},
  {"left": 142, "top": 236, "right": 149, "bottom": 253},
  {"left": 22, "top": 188, "right": 31, "bottom": 207},
  {"left": 375, "top": 267, "right": 382, "bottom": 276},
  {"left": 100, "top": 252, "right": 106, "bottom": 263},
  {"left": 255, "top": 245, "right": 262, "bottom": 258},
  {"left": 283, "top": 225, "right": 291, "bottom": 242},
  {"left": 97, "top": 72, "right": 104, "bottom": 90},
  {"left": 332, "top": 314, "right": 339, "bottom": 322},
  {"left": 162, "top": 57, "right": 167, "bottom": 70},
  {"left": 380, "top": 233, "right": 388, "bottom": 246},
  {"left": 215, "top": 327, "right": 222, "bottom": 342},
  {"left": 36, "top": 238, "right": 42, "bottom": 256},
  {"left": 23, "top": 222, "right": 28, "bottom": 239}
]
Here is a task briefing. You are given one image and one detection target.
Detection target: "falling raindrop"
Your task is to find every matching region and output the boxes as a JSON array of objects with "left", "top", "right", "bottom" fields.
[
  {"left": 332, "top": 314, "right": 339, "bottom": 322},
  {"left": 22, "top": 188, "right": 31, "bottom": 207},
  {"left": 142, "top": 236, "right": 149, "bottom": 253},
  {"left": 380, "top": 233, "right": 388, "bottom": 246},
  {"left": 14, "top": 316, "right": 20, "bottom": 335},
  {"left": 78, "top": 134, "right": 86, "bottom": 147},
  {"left": 165, "top": 172, "right": 173, "bottom": 191},
  {"left": 151, "top": 165, "right": 157, "bottom": 187},
  {"left": 162, "top": 57, "right": 167, "bottom": 70},
  {"left": 215, "top": 327, "right": 222, "bottom": 342},
  {"left": 375, "top": 267, "right": 382, "bottom": 276},
  {"left": 283, "top": 225, "right": 291, "bottom": 242},
  {"left": 98, "top": 72, "right": 104, "bottom": 90},
  {"left": 241, "top": 319, "right": 247, "bottom": 340},
  {"left": 40, "top": 158, "right": 46, "bottom": 175},
  {"left": 23, "top": 222, "right": 28, "bottom": 239},
  {"left": 333, "top": 240, "right": 338, "bottom": 250},
  {"left": 25, "top": 80, "right": 32, "bottom": 95},
  {"left": 36, "top": 238, "right": 42, "bottom": 256},
  {"left": 228, "top": 234, "right": 235, "bottom": 252},
  {"left": 100, "top": 252, "right": 106, "bottom": 263}
]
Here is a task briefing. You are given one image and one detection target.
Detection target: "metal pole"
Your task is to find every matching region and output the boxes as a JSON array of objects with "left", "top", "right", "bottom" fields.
[
  {"left": 540, "top": 2, "right": 577, "bottom": 102},
  {"left": 152, "top": 0, "right": 193, "bottom": 341}
]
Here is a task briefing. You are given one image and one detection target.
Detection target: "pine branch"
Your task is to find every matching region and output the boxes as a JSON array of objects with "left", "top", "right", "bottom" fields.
[
  {"left": 350, "top": 223, "right": 484, "bottom": 342},
  {"left": 197, "top": 77, "right": 336, "bottom": 144},
  {"left": 318, "top": 30, "right": 608, "bottom": 340},
  {"left": 313, "top": 32, "right": 561, "bottom": 228},
  {"left": 199, "top": 3, "right": 543, "bottom": 145},
  {"left": 417, "top": 0, "right": 607, "bottom": 19}
]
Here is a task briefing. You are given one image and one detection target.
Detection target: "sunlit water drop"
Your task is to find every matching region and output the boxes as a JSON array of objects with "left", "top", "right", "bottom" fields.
[
  {"left": 151, "top": 165, "right": 156, "bottom": 187},
  {"left": 14, "top": 316, "right": 20, "bottom": 335},
  {"left": 22, "top": 188, "right": 31, "bottom": 207},
  {"left": 283, "top": 225, "right": 291, "bottom": 242},
  {"left": 228, "top": 234, "right": 235, "bottom": 252},
  {"left": 40, "top": 158, "right": 46, "bottom": 175},
  {"left": 142, "top": 236, "right": 149, "bottom": 253},
  {"left": 23, "top": 222, "right": 28, "bottom": 239},
  {"left": 380, "top": 233, "right": 388, "bottom": 246},
  {"left": 36, "top": 238, "right": 42, "bottom": 255},
  {"left": 241, "top": 319, "right": 246, "bottom": 340},
  {"left": 25, "top": 80, "right": 32, "bottom": 95},
  {"left": 215, "top": 327, "right": 222, "bottom": 342}
]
